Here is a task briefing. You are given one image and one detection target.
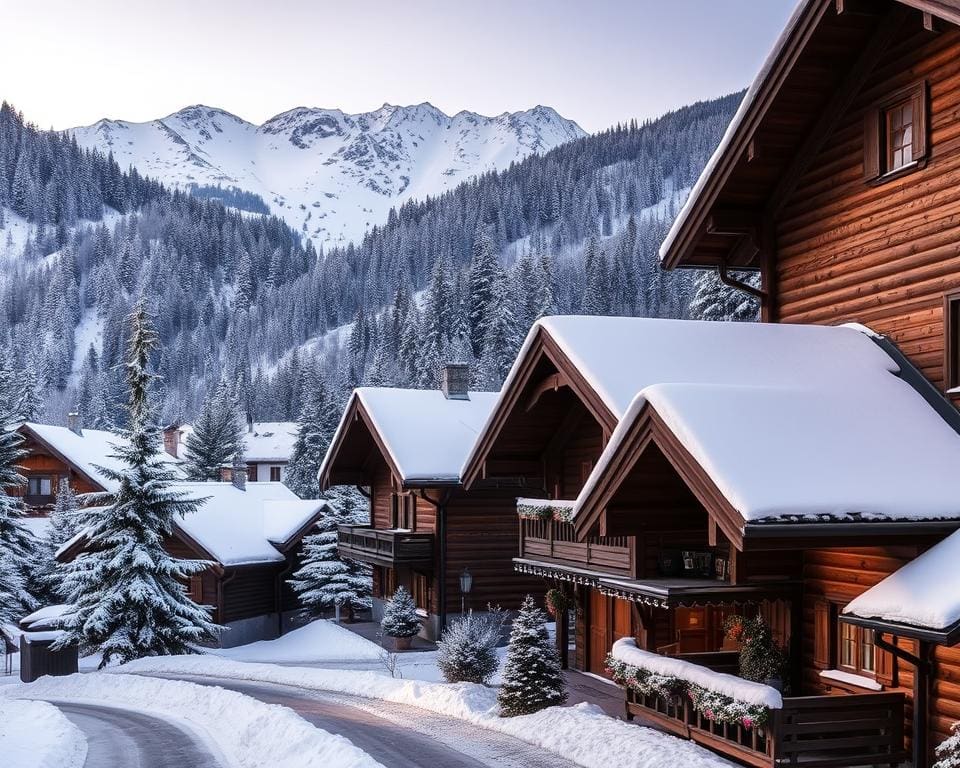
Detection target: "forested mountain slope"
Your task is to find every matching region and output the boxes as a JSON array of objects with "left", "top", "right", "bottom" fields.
[{"left": 0, "top": 92, "right": 741, "bottom": 428}]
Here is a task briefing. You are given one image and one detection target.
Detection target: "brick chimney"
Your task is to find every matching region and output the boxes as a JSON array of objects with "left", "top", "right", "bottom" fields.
[
  {"left": 162, "top": 423, "right": 180, "bottom": 458},
  {"left": 67, "top": 412, "right": 82, "bottom": 436},
  {"left": 441, "top": 363, "right": 470, "bottom": 400}
]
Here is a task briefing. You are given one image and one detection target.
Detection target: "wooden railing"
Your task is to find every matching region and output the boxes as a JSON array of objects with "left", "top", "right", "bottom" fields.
[
  {"left": 337, "top": 525, "right": 433, "bottom": 567},
  {"left": 625, "top": 687, "right": 907, "bottom": 768},
  {"left": 519, "top": 518, "right": 635, "bottom": 577}
]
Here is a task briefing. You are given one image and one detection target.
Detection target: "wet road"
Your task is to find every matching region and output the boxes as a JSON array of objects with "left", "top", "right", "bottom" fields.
[
  {"left": 49, "top": 699, "right": 223, "bottom": 768},
  {"left": 153, "top": 673, "right": 579, "bottom": 768}
]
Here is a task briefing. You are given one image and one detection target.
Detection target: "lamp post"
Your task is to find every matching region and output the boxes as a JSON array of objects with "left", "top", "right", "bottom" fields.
[{"left": 459, "top": 567, "right": 473, "bottom": 616}]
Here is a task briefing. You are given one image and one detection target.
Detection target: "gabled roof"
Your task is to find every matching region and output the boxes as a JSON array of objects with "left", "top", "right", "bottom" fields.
[
  {"left": 321, "top": 387, "right": 499, "bottom": 488},
  {"left": 466, "top": 316, "right": 960, "bottom": 533},
  {"left": 842, "top": 529, "right": 960, "bottom": 645},
  {"left": 659, "top": 0, "right": 960, "bottom": 271},
  {"left": 19, "top": 422, "right": 182, "bottom": 493},
  {"left": 59, "top": 482, "right": 327, "bottom": 568}
]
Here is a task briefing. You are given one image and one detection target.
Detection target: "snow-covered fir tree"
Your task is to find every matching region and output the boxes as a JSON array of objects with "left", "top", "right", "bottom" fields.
[
  {"left": 288, "top": 505, "right": 371, "bottom": 621},
  {"left": 39, "top": 478, "right": 83, "bottom": 600},
  {"left": 284, "top": 369, "right": 334, "bottom": 498},
  {"left": 436, "top": 607, "right": 507, "bottom": 685},
  {"left": 497, "top": 595, "right": 567, "bottom": 716},
  {"left": 935, "top": 723, "right": 960, "bottom": 768},
  {"left": 184, "top": 380, "right": 243, "bottom": 481},
  {"left": 688, "top": 269, "right": 760, "bottom": 322},
  {"left": 0, "top": 420, "right": 37, "bottom": 624},
  {"left": 380, "top": 585, "right": 421, "bottom": 638},
  {"left": 57, "top": 301, "right": 220, "bottom": 666}
]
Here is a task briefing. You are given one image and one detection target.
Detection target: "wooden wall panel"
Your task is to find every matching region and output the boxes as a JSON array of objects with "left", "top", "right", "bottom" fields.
[{"left": 222, "top": 565, "right": 283, "bottom": 623}]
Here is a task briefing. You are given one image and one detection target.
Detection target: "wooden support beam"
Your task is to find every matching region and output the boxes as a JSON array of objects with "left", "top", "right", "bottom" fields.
[
  {"left": 706, "top": 209, "right": 758, "bottom": 237},
  {"left": 835, "top": 0, "right": 881, "bottom": 15},
  {"left": 923, "top": 11, "right": 939, "bottom": 32},
  {"left": 524, "top": 372, "right": 571, "bottom": 412},
  {"left": 707, "top": 517, "right": 718, "bottom": 548}
]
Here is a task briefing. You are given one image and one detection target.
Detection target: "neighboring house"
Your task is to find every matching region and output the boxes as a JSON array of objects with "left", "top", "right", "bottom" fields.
[
  {"left": 320, "top": 364, "right": 543, "bottom": 640},
  {"left": 455, "top": 2, "right": 960, "bottom": 765},
  {"left": 14, "top": 418, "right": 182, "bottom": 513},
  {"left": 162, "top": 419, "right": 297, "bottom": 483},
  {"left": 59, "top": 481, "right": 326, "bottom": 647}
]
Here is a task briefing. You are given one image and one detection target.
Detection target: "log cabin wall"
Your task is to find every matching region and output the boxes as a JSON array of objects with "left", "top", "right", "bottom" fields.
[
  {"left": 221, "top": 565, "right": 283, "bottom": 623},
  {"left": 559, "top": 418, "right": 605, "bottom": 499},
  {"left": 775, "top": 23, "right": 960, "bottom": 393}
]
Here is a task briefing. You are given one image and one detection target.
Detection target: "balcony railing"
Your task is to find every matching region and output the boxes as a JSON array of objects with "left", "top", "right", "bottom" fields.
[
  {"left": 519, "top": 518, "right": 635, "bottom": 577},
  {"left": 625, "top": 685, "right": 907, "bottom": 768},
  {"left": 337, "top": 525, "right": 433, "bottom": 568}
]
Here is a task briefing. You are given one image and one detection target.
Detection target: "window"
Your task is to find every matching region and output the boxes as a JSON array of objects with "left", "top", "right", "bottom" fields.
[
  {"left": 27, "top": 476, "right": 53, "bottom": 497},
  {"left": 247, "top": 464, "right": 258, "bottom": 482},
  {"left": 839, "top": 622, "right": 876, "bottom": 678},
  {"left": 269, "top": 466, "right": 281, "bottom": 482},
  {"left": 390, "top": 493, "right": 416, "bottom": 529},
  {"left": 864, "top": 81, "right": 928, "bottom": 182},
  {"left": 945, "top": 292, "right": 960, "bottom": 391}
]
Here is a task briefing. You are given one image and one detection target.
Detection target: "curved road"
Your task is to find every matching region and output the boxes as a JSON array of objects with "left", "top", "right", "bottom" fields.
[
  {"left": 47, "top": 700, "right": 224, "bottom": 768},
  {"left": 154, "top": 673, "right": 579, "bottom": 768}
]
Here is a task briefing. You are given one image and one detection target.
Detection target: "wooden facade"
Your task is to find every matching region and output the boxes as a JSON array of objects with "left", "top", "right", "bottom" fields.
[
  {"left": 322, "top": 390, "right": 543, "bottom": 639},
  {"left": 655, "top": 1, "right": 960, "bottom": 763},
  {"left": 12, "top": 426, "right": 104, "bottom": 511}
]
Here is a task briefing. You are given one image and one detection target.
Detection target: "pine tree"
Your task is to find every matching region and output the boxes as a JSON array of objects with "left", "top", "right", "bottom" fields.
[
  {"left": 380, "top": 585, "right": 421, "bottom": 638},
  {"left": 288, "top": 504, "right": 371, "bottom": 621},
  {"left": 184, "top": 380, "right": 242, "bottom": 480},
  {"left": 40, "top": 479, "right": 83, "bottom": 600},
  {"left": 688, "top": 269, "right": 759, "bottom": 322},
  {"left": 57, "top": 301, "right": 219, "bottom": 666},
  {"left": 497, "top": 595, "right": 566, "bottom": 717},
  {"left": 0, "top": 420, "right": 37, "bottom": 624},
  {"left": 284, "top": 369, "right": 332, "bottom": 499},
  {"left": 468, "top": 227, "right": 500, "bottom": 358}
]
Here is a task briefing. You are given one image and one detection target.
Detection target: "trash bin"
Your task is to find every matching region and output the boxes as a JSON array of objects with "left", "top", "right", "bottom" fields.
[{"left": 18, "top": 606, "right": 78, "bottom": 683}]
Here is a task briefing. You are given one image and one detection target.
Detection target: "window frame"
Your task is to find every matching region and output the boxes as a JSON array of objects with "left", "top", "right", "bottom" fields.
[
  {"left": 269, "top": 465, "right": 281, "bottom": 482},
  {"left": 863, "top": 80, "right": 928, "bottom": 184},
  {"left": 837, "top": 620, "right": 877, "bottom": 680},
  {"left": 27, "top": 475, "right": 54, "bottom": 497},
  {"left": 944, "top": 290, "right": 960, "bottom": 392}
]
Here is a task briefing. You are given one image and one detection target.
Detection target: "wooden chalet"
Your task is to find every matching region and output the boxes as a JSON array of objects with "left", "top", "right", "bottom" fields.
[
  {"left": 320, "top": 364, "right": 543, "bottom": 640},
  {"left": 58, "top": 480, "right": 326, "bottom": 648}
]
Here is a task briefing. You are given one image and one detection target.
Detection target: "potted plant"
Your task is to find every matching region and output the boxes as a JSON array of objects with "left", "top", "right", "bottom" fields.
[
  {"left": 724, "top": 614, "right": 789, "bottom": 692},
  {"left": 380, "top": 586, "right": 421, "bottom": 650}
]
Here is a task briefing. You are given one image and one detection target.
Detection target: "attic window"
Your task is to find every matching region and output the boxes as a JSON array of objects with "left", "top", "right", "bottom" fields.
[{"left": 864, "top": 81, "right": 927, "bottom": 182}]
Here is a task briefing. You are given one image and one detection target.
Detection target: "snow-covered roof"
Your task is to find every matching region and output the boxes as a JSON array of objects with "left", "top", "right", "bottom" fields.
[
  {"left": 173, "top": 482, "right": 325, "bottom": 565},
  {"left": 20, "top": 422, "right": 183, "bottom": 492},
  {"left": 470, "top": 316, "right": 960, "bottom": 525},
  {"left": 843, "top": 530, "right": 960, "bottom": 635},
  {"left": 324, "top": 387, "right": 499, "bottom": 485},
  {"left": 242, "top": 422, "right": 298, "bottom": 462}
]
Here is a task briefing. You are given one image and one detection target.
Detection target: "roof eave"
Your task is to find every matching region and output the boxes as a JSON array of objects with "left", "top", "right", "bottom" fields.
[{"left": 840, "top": 612, "right": 960, "bottom": 646}]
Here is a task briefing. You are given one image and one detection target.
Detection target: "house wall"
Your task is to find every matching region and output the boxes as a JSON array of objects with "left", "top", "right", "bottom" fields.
[
  {"left": 13, "top": 438, "right": 100, "bottom": 507},
  {"left": 776, "top": 24, "right": 960, "bottom": 395}
]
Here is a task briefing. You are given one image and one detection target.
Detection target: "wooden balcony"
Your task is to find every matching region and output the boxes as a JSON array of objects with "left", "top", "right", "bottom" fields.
[
  {"left": 519, "top": 518, "right": 636, "bottom": 578},
  {"left": 625, "top": 685, "right": 907, "bottom": 768},
  {"left": 337, "top": 525, "right": 433, "bottom": 569}
]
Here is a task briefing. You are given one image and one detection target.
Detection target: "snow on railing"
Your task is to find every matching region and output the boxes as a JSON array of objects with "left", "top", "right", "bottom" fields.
[
  {"left": 607, "top": 638, "right": 782, "bottom": 729},
  {"left": 516, "top": 497, "right": 576, "bottom": 522}
]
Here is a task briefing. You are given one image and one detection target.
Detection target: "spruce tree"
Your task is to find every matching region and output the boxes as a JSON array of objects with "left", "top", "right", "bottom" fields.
[
  {"left": 380, "top": 586, "right": 420, "bottom": 638},
  {"left": 288, "top": 505, "right": 371, "bottom": 621},
  {"left": 184, "top": 380, "right": 243, "bottom": 481},
  {"left": 688, "top": 269, "right": 759, "bottom": 322},
  {"left": 41, "top": 479, "right": 83, "bottom": 600},
  {"left": 0, "top": 420, "right": 37, "bottom": 624},
  {"left": 285, "top": 367, "right": 332, "bottom": 499},
  {"left": 497, "top": 595, "right": 566, "bottom": 717},
  {"left": 57, "top": 301, "right": 219, "bottom": 666}
]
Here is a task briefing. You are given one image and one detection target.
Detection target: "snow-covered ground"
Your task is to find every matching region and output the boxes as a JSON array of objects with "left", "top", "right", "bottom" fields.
[
  {"left": 213, "top": 620, "right": 383, "bottom": 664},
  {"left": 3, "top": 672, "right": 382, "bottom": 768},
  {"left": 117, "top": 654, "right": 734, "bottom": 768},
  {"left": 1, "top": 697, "right": 87, "bottom": 768}
]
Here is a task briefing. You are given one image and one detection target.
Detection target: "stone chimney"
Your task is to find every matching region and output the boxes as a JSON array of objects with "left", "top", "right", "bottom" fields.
[
  {"left": 67, "top": 412, "right": 82, "bottom": 436},
  {"left": 162, "top": 423, "right": 180, "bottom": 458},
  {"left": 441, "top": 363, "right": 470, "bottom": 400}
]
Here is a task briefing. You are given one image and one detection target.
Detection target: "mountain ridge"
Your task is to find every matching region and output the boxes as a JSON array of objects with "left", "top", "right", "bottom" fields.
[{"left": 70, "top": 102, "right": 586, "bottom": 245}]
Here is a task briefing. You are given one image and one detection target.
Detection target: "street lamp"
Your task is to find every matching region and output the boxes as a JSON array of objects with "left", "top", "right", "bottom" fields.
[{"left": 459, "top": 567, "right": 473, "bottom": 615}]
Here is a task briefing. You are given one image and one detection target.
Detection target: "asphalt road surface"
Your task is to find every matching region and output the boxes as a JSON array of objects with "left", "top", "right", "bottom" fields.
[
  {"left": 153, "top": 673, "right": 579, "bottom": 768},
  {"left": 49, "top": 699, "right": 224, "bottom": 768}
]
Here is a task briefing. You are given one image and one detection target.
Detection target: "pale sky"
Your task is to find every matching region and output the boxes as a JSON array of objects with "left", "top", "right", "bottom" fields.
[{"left": 2, "top": 0, "right": 796, "bottom": 133}]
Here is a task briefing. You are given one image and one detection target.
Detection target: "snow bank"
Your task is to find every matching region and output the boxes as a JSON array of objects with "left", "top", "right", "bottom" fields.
[
  {"left": 611, "top": 638, "right": 782, "bottom": 709},
  {"left": 1, "top": 698, "right": 87, "bottom": 768},
  {"left": 214, "top": 620, "right": 383, "bottom": 663},
  {"left": 4, "top": 673, "right": 381, "bottom": 768},
  {"left": 844, "top": 529, "right": 960, "bottom": 630},
  {"left": 116, "top": 655, "right": 735, "bottom": 768}
]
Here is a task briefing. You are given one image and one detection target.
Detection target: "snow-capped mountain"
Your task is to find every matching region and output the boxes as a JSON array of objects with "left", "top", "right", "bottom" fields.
[{"left": 70, "top": 103, "right": 585, "bottom": 245}]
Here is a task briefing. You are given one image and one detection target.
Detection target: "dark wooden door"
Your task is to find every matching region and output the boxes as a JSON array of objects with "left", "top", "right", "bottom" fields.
[{"left": 588, "top": 591, "right": 610, "bottom": 674}]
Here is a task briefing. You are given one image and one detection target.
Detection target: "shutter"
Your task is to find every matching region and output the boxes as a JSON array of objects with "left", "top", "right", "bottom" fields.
[
  {"left": 863, "top": 108, "right": 881, "bottom": 181},
  {"left": 912, "top": 82, "right": 928, "bottom": 161},
  {"left": 875, "top": 631, "right": 896, "bottom": 687},
  {"left": 813, "top": 600, "right": 832, "bottom": 669}
]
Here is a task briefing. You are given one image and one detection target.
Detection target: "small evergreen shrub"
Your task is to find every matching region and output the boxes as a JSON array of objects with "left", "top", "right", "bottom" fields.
[
  {"left": 436, "top": 605, "right": 507, "bottom": 684},
  {"left": 725, "top": 614, "right": 788, "bottom": 687},
  {"left": 380, "top": 586, "right": 420, "bottom": 638},
  {"left": 498, "top": 595, "right": 566, "bottom": 716}
]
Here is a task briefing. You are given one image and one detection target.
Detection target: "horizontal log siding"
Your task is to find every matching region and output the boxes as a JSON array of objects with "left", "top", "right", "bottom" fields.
[
  {"left": 222, "top": 565, "right": 283, "bottom": 623},
  {"left": 777, "top": 25, "right": 960, "bottom": 390}
]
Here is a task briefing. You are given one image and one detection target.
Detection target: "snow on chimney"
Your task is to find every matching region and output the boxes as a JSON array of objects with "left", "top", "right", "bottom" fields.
[
  {"left": 441, "top": 363, "right": 470, "bottom": 400},
  {"left": 67, "top": 412, "right": 82, "bottom": 436},
  {"left": 162, "top": 423, "right": 180, "bottom": 458}
]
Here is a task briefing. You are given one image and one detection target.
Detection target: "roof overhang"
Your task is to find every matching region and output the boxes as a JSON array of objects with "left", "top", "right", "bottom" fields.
[{"left": 840, "top": 612, "right": 960, "bottom": 646}]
